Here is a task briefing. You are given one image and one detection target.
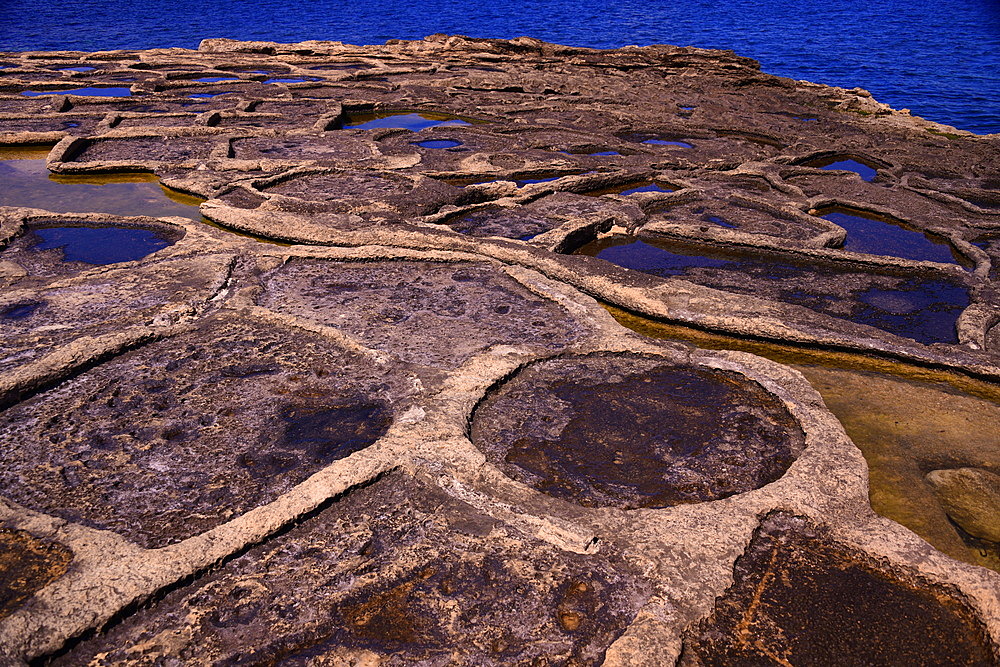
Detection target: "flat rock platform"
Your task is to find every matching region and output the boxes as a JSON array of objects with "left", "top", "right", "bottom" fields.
[{"left": 0, "top": 35, "right": 998, "bottom": 664}]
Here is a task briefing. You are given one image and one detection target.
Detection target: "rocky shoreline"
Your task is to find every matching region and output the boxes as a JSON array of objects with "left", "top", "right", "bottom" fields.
[{"left": 0, "top": 36, "right": 998, "bottom": 664}]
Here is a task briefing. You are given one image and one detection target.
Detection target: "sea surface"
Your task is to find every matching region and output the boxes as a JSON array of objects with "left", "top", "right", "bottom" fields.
[{"left": 0, "top": 0, "right": 998, "bottom": 134}]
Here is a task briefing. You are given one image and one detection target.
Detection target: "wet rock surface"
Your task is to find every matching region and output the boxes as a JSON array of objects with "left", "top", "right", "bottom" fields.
[
  {"left": 472, "top": 354, "right": 805, "bottom": 509},
  {"left": 58, "top": 471, "right": 650, "bottom": 666},
  {"left": 0, "top": 36, "right": 998, "bottom": 665},
  {"left": 681, "top": 512, "right": 995, "bottom": 666}
]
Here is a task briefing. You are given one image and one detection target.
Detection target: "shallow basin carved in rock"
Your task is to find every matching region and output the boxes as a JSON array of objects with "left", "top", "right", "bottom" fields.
[
  {"left": 0, "top": 315, "right": 402, "bottom": 548},
  {"left": 682, "top": 512, "right": 996, "bottom": 665},
  {"left": 258, "top": 259, "right": 583, "bottom": 370},
  {"left": 575, "top": 236, "right": 970, "bottom": 345},
  {"left": 471, "top": 353, "right": 806, "bottom": 509}
]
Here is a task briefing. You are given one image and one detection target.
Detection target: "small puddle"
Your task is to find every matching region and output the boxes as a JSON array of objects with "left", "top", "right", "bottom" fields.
[
  {"left": 21, "top": 87, "right": 132, "bottom": 97},
  {"left": 191, "top": 76, "right": 240, "bottom": 83},
  {"left": 607, "top": 306, "right": 1000, "bottom": 573},
  {"left": 516, "top": 174, "right": 565, "bottom": 186},
  {"left": 575, "top": 236, "right": 970, "bottom": 345},
  {"left": 25, "top": 224, "right": 176, "bottom": 264},
  {"left": 704, "top": 214, "right": 737, "bottom": 228},
  {"left": 643, "top": 139, "right": 693, "bottom": 148},
  {"left": 585, "top": 180, "right": 675, "bottom": 196},
  {"left": 266, "top": 77, "right": 321, "bottom": 84},
  {"left": 1, "top": 302, "right": 43, "bottom": 320},
  {"left": 187, "top": 92, "right": 232, "bottom": 99},
  {"left": 0, "top": 155, "right": 203, "bottom": 221},
  {"left": 561, "top": 147, "right": 620, "bottom": 156},
  {"left": 622, "top": 131, "right": 693, "bottom": 148},
  {"left": 412, "top": 139, "right": 462, "bottom": 149},
  {"left": 803, "top": 155, "right": 880, "bottom": 181},
  {"left": 816, "top": 205, "right": 962, "bottom": 264},
  {"left": 55, "top": 66, "right": 96, "bottom": 72},
  {"left": 338, "top": 111, "right": 472, "bottom": 131}
]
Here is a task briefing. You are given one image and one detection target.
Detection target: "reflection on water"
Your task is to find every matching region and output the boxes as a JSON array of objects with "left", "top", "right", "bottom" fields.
[
  {"left": 817, "top": 205, "right": 962, "bottom": 265},
  {"left": 0, "top": 155, "right": 203, "bottom": 220},
  {"left": 338, "top": 111, "right": 472, "bottom": 131},
  {"left": 412, "top": 139, "right": 462, "bottom": 149},
  {"left": 576, "top": 236, "right": 970, "bottom": 345},
  {"left": 642, "top": 139, "right": 693, "bottom": 148},
  {"left": 802, "top": 155, "right": 880, "bottom": 181},
  {"left": 607, "top": 305, "right": 1000, "bottom": 572},
  {"left": 266, "top": 77, "right": 320, "bottom": 84},
  {"left": 21, "top": 86, "right": 132, "bottom": 97},
  {"left": 27, "top": 225, "right": 175, "bottom": 264},
  {"left": 585, "top": 181, "right": 675, "bottom": 196}
]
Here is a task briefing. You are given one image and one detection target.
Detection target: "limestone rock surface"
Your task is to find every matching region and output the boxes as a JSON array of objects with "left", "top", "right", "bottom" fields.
[{"left": 927, "top": 467, "right": 1000, "bottom": 543}]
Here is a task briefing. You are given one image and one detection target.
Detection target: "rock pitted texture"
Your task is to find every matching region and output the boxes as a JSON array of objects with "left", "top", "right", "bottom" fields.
[
  {"left": 0, "top": 36, "right": 998, "bottom": 665},
  {"left": 58, "top": 472, "right": 652, "bottom": 665}
]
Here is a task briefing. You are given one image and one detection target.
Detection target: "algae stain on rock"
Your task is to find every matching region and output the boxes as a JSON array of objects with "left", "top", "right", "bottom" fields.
[
  {"left": 0, "top": 528, "right": 73, "bottom": 621},
  {"left": 472, "top": 353, "right": 805, "bottom": 509}
]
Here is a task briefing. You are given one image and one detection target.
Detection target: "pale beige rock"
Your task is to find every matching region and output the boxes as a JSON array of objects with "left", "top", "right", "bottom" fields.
[{"left": 927, "top": 467, "right": 1000, "bottom": 543}]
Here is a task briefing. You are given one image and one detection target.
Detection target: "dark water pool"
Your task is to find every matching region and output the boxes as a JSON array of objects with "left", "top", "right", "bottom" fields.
[
  {"left": 266, "top": 77, "right": 320, "bottom": 84},
  {"left": 576, "top": 236, "right": 970, "bottom": 345},
  {"left": 642, "top": 139, "right": 693, "bottom": 148},
  {"left": 803, "top": 156, "right": 880, "bottom": 181},
  {"left": 27, "top": 225, "right": 175, "bottom": 264},
  {"left": 412, "top": 139, "right": 462, "bottom": 149},
  {"left": 1, "top": 302, "right": 43, "bottom": 320},
  {"left": 338, "top": 111, "right": 471, "bottom": 131},
  {"left": 817, "top": 206, "right": 962, "bottom": 265},
  {"left": 21, "top": 86, "right": 132, "bottom": 97}
]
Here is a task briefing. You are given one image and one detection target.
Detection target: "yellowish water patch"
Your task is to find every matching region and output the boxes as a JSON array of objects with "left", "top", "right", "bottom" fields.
[
  {"left": 0, "top": 144, "right": 54, "bottom": 160},
  {"left": 607, "top": 305, "right": 1000, "bottom": 571}
]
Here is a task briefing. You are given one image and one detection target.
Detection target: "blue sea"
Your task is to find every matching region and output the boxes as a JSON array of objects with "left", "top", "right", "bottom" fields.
[{"left": 0, "top": 0, "right": 998, "bottom": 134}]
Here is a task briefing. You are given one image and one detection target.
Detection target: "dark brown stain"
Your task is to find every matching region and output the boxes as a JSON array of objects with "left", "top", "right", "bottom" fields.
[
  {"left": 474, "top": 355, "right": 805, "bottom": 509},
  {"left": 682, "top": 513, "right": 997, "bottom": 666},
  {"left": 0, "top": 528, "right": 73, "bottom": 620}
]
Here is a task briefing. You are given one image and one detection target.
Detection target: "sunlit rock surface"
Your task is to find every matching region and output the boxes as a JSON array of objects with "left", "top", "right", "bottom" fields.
[{"left": 0, "top": 35, "right": 998, "bottom": 664}]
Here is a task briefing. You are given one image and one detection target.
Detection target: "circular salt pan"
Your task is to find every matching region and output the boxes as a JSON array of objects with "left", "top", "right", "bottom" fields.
[{"left": 471, "top": 353, "right": 806, "bottom": 509}]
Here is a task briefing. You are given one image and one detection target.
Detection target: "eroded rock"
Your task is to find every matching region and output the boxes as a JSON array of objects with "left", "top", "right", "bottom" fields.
[
  {"left": 57, "top": 472, "right": 651, "bottom": 665},
  {"left": 0, "top": 313, "right": 406, "bottom": 548},
  {"left": 257, "top": 258, "right": 583, "bottom": 370}
]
